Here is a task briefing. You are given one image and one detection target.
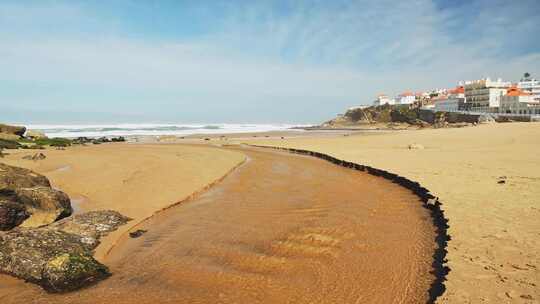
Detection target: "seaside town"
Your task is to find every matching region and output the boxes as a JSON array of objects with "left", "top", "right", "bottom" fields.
[{"left": 372, "top": 73, "right": 540, "bottom": 116}]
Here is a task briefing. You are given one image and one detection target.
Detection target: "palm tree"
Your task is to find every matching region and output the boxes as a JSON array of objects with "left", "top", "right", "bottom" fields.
[{"left": 523, "top": 72, "right": 531, "bottom": 80}]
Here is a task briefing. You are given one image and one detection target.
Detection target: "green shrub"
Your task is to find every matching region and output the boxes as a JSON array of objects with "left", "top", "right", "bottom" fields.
[
  {"left": 0, "top": 138, "right": 21, "bottom": 149},
  {"left": 33, "top": 138, "right": 72, "bottom": 147}
]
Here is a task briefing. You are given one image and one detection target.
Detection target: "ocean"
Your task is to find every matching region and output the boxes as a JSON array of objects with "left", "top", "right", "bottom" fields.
[{"left": 24, "top": 123, "right": 309, "bottom": 138}]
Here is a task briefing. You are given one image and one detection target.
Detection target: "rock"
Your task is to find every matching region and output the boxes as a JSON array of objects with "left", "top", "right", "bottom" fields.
[
  {"left": 129, "top": 229, "right": 147, "bottom": 238},
  {"left": 111, "top": 136, "right": 126, "bottom": 142},
  {"left": 0, "top": 163, "right": 51, "bottom": 190},
  {"left": 51, "top": 210, "right": 131, "bottom": 248},
  {"left": 0, "top": 200, "right": 29, "bottom": 230},
  {"left": 0, "top": 228, "right": 109, "bottom": 292},
  {"left": 408, "top": 143, "right": 425, "bottom": 150},
  {"left": 478, "top": 115, "right": 496, "bottom": 124},
  {"left": 42, "top": 252, "right": 109, "bottom": 292},
  {"left": 0, "top": 133, "right": 21, "bottom": 141},
  {"left": 0, "top": 123, "right": 26, "bottom": 137},
  {"left": 22, "top": 153, "right": 46, "bottom": 161},
  {"left": 0, "top": 210, "right": 130, "bottom": 292},
  {"left": 0, "top": 138, "right": 21, "bottom": 149},
  {"left": 15, "top": 187, "right": 73, "bottom": 227},
  {"left": 25, "top": 130, "right": 48, "bottom": 139}
]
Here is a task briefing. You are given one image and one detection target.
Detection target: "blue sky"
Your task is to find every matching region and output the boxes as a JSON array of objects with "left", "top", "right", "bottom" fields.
[{"left": 1, "top": 0, "right": 539, "bottom": 124}]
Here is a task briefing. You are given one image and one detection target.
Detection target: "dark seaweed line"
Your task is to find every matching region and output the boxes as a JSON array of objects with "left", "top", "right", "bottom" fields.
[{"left": 249, "top": 144, "right": 450, "bottom": 304}]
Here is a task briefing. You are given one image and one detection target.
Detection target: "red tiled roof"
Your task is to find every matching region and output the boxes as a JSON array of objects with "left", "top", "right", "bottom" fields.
[
  {"left": 449, "top": 86, "right": 464, "bottom": 94},
  {"left": 506, "top": 87, "right": 531, "bottom": 97}
]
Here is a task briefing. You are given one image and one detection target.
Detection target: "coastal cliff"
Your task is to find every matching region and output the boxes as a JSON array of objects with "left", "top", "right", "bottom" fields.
[{"left": 321, "top": 105, "right": 483, "bottom": 129}]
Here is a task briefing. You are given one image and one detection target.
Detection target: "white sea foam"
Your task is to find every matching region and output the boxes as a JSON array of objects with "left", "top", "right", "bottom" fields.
[{"left": 24, "top": 123, "right": 310, "bottom": 138}]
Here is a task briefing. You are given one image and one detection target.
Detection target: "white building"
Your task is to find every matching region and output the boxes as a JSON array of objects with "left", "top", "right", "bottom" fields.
[
  {"left": 464, "top": 78, "right": 511, "bottom": 113},
  {"left": 434, "top": 86, "right": 466, "bottom": 112},
  {"left": 518, "top": 78, "right": 540, "bottom": 101},
  {"left": 499, "top": 87, "right": 540, "bottom": 115},
  {"left": 373, "top": 94, "right": 395, "bottom": 106},
  {"left": 394, "top": 91, "right": 416, "bottom": 105}
]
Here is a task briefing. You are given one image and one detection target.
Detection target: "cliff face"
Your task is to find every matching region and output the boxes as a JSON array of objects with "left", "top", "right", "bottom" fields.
[{"left": 322, "top": 105, "right": 482, "bottom": 128}]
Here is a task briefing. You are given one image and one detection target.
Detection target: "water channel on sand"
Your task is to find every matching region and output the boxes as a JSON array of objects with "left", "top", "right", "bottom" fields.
[{"left": 1, "top": 146, "right": 437, "bottom": 303}]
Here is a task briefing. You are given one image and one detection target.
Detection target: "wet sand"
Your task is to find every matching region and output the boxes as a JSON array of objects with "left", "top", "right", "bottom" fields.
[
  {"left": 246, "top": 123, "right": 540, "bottom": 303},
  {"left": 0, "top": 146, "right": 436, "bottom": 303}
]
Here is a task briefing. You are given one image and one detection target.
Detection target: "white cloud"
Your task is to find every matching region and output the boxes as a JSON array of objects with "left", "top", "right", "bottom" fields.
[{"left": 0, "top": 0, "right": 539, "bottom": 123}]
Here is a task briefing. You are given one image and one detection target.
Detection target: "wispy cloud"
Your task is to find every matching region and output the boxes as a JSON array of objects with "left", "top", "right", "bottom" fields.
[{"left": 0, "top": 0, "right": 539, "bottom": 123}]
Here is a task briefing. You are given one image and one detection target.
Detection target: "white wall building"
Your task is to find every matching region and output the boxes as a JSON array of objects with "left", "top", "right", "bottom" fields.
[
  {"left": 518, "top": 78, "right": 540, "bottom": 101},
  {"left": 394, "top": 92, "right": 416, "bottom": 105},
  {"left": 499, "top": 87, "right": 540, "bottom": 115},
  {"left": 373, "top": 94, "right": 395, "bottom": 106},
  {"left": 434, "top": 86, "right": 466, "bottom": 112},
  {"left": 464, "top": 78, "right": 511, "bottom": 113}
]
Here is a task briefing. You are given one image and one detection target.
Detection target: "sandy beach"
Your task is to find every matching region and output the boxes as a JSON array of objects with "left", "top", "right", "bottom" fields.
[
  {"left": 1, "top": 123, "right": 538, "bottom": 303},
  {"left": 0, "top": 146, "right": 437, "bottom": 304},
  {"left": 244, "top": 123, "right": 540, "bottom": 303},
  {"left": 0, "top": 143, "right": 245, "bottom": 260}
]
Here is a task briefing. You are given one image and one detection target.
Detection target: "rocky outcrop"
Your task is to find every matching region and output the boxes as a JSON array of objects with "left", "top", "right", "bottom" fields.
[
  {"left": 0, "top": 124, "right": 26, "bottom": 137},
  {"left": 0, "top": 163, "right": 51, "bottom": 189},
  {"left": 0, "top": 133, "right": 21, "bottom": 141},
  {"left": 0, "top": 200, "right": 29, "bottom": 230},
  {"left": 25, "top": 130, "right": 48, "bottom": 139},
  {"left": 323, "top": 105, "right": 483, "bottom": 129},
  {"left": 0, "top": 210, "right": 130, "bottom": 292},
  {"left": 51, "top": 210, "right": 132, "bottom": 248},
  {"left": 0, "top": 163, "right": 72, "bottom": 228},
  {"left": 15, "top": 186, "right": 73, "bottom": 227}
]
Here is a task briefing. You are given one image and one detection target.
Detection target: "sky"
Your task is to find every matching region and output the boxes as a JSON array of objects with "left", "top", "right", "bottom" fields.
[{"left": 1, "top": 0, "right": 539, "bottom": 124}]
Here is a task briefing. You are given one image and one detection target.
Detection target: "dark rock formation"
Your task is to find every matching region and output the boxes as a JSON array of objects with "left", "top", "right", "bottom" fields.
[
  {"left": 0, "top": 124, "right": 26, "bottom": 137},
  {"left": 129, "top": 229, "right": 147, "bottom": 238},
  {"left": 0, "top": 200, "right": 29, "bottom": 230},
  {"left": 14, "top": 186, "right": 73, "bottom": 226},
  {"left": 1, "top": 163, "right": 72, "bottom": 227},
  {"left": 0, "top": 210, "right": 131, "bottom": 292}
]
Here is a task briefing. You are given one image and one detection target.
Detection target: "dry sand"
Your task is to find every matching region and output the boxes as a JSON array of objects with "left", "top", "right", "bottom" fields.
[
  {"left": 241, "top": 122, "right": 540, "bottom": 303},
  {"left": 0, "top": 146, "right": 437, "bottom": 304},
  {"left": 0, "top": 143, "right": 245, "bottom": 260}
]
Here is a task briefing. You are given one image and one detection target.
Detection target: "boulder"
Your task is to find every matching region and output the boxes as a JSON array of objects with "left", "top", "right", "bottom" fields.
[
  {"left": 0, "top": 200, "right": 29, "bottom": 230},
  {"left": 0, "top": 228, "right": 109, "bottom": 292},
  {"left": 15, "top": 187, "right": 73, "bottom": 227},
  {"left": 51, "top": 210, "right": 132, "bottom": 248},
  {"left": 0, "top": 210, "right": 130, "bottom": 292},
  {"left": 0, "top": 163, "right": 72, "bottom": 228},
  {"left": 0, "top": 163, "right": 51, "bottom": 190},
  {"left": 0, "top": 133, "right": 21, "bottom": 141},
  {"left": 25, "top": 130, "right": 48, "bottom": 139},
  {"left": 0, "top": 124, "right": 26, "bottom": 137},
  {"left": 22, "top": 153, "right": 47, "bottom": 161}
]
